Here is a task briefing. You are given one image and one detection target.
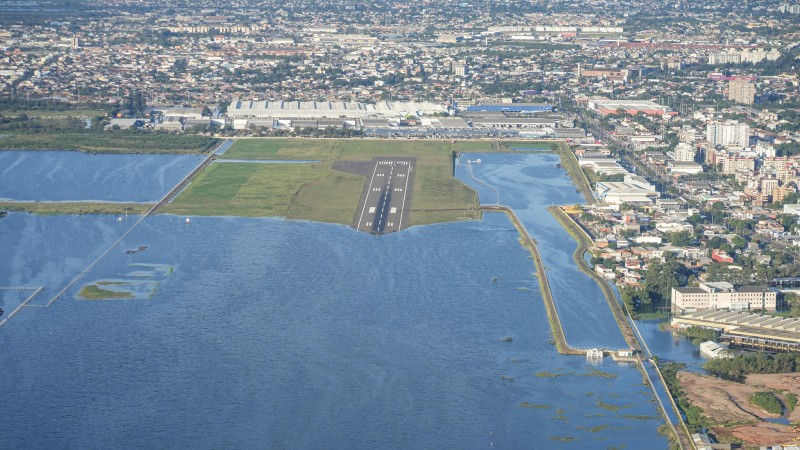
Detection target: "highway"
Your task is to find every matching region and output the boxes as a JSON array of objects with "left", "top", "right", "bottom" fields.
[{"left": 354, "top": 158, "right": 415, "bottom": 234}]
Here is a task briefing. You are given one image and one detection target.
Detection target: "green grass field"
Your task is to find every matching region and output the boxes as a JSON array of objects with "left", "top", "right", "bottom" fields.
[
  {"left": 0, "top": 201, "right": 153, "bottom": 215},
  {"left": 169, "top": 138, "right": 493, "bottom": 225},
  {"left": 7, "top": 109, "right": 107, "bottom": 118}
]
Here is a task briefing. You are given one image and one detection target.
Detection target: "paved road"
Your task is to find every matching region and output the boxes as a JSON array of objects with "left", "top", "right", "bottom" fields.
[{"left": 354, "top": 158, "right": 415, "bottom": 234}]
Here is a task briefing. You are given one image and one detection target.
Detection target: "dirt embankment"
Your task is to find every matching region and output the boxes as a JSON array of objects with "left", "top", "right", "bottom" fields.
[{"left": 678, "top": 371, "right": 800, "bottom": 447}]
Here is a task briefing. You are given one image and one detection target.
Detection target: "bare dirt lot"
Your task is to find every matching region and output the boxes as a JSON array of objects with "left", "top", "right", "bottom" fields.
[{"left": 678, "top": 371, "right": 800, "bottom": 447}]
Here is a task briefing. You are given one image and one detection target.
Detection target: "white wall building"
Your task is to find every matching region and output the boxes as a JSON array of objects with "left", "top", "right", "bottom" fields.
[
  {"left": 671, "top": 282, "right": 777, "bottom": 314},
  {"left": 706, "top": 121, "right": 749, "bottom": 147},
  {"left": 673, "top": 142, "right": 697, "bottom": 162}
]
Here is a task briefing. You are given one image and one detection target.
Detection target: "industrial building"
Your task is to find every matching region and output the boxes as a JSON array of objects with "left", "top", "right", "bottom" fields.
[
  {"left": 594, "top": 175, "right": 659, "bottom": 205},
  {"left": 227, "top": 99, "right": 447, "bottom": 120},
  {"left": 586, "top": 98, "right": 673, "bottom": 117},
  {"left": 463, "top": 103, "right": 553, "bottom": 113},
  {"left": 672, "top": 309, "right": 800, "bottom": 352}
]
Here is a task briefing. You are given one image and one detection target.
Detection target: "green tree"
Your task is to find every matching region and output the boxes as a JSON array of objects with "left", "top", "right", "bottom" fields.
[{"left": 668, "top": 230, "right": 693, "bottom": 246}]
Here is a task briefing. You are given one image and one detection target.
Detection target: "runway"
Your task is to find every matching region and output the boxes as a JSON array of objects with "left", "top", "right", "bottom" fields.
[{"left": 350, "top": 157, "right": 416, "bottom": 234}]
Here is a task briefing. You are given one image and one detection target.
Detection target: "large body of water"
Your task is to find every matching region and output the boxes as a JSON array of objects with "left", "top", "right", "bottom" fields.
[
  {"left": 0, "top": 150, "right": 205, "bottom": 202},
  {"left": 0, "top": 150, "right": 668, "bottom": 448}
]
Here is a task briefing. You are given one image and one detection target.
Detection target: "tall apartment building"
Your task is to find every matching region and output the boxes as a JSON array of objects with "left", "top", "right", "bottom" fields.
[
  {"left": 671, "top": 282, "right": 777, "bottom": 314},
  {"left": 721, "top": 154, "right": 755, "bottom": 174},
  {"left": 673, "top": 142, "right": 696, "bottom": 162},
  {"left": 707, "top": 121, "right": 749, "bottom": 147},
  {"left": 708, "top": 49, "right": 780, "bottom": 65},
  {"left": 755, "top": 140, "right": 777, "bottom": 157},
  {"left": 779, "top": 4, "right": 800, "bottom": 13},
  {"left": 728, "top": 78, "right": 756, "bottom": 105}
]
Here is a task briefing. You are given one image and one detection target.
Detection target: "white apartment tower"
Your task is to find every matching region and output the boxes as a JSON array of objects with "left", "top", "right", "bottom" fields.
[
  {"left": 674, "top": 142, "right": 696, "bottom": 162},
  {"left": 707, "top": 121, "right": 750, "bottom": 147}
]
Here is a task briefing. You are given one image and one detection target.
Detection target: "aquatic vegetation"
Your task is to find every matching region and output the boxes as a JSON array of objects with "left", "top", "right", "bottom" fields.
[
  {"left": 78, "top": 283, "right": 134, "bottom": 300},
  {"left": 579, "top": 369, "right": 617, "bottom": 379},
  {"left": 622, "top": 414, "right": 661, "bottom": 420},
  {"left": 536, "top": 370, "right": 575, "bottom": 378},
  {"left": 596, "top": 400, "right": 628, "bottom": 412},
  {"left": 520, "top": 403, "right": 550, "bottom": 409},
  {"left": 549, "top": 435, "right": 575, "bottom": 442}
]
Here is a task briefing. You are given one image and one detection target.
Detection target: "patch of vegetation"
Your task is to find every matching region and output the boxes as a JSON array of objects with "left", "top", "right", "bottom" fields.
[
  {"left": 596, "top": 400, "right": 623, "bottom": 412},
  {"left": 750, "top": 391, "right": 783, "bottom": 415},
  {"left": 0, "top": 202, "right": 153, "bottom": 216},
  {"left": 675, "top": 326, "right": 717, "bottom": 342},
  {"left": 784, "top": 393, "right": 797, "bottom": 413},
  {"left": 520, "top": 402, "right": 550, "bottom": 409},
  {"left": 78, "top": 284, "right": 134, "bottom": 300},
  {"left": 579, "top": 369, "right": 617, "bottom": 379},
  {"left": 595, "top": 399, "right": 633, "bottom": 412},
  {"left": 704, "top": 351, "right": 800, "bottom": 381},
  {"left": 622, "top": 414, "right": 660, "bottom": 420},
  {"left": 536, "top": 370, "right": 575, "bottom": 378},
  {"left": 0, "top": 128, "right": 218, "bottom": 153},
  {"left": 549, "top": 436, "right": 575, "bottom": 442},
  {"left": 658, "top": 361, "right": 714, "bottom": 432}
]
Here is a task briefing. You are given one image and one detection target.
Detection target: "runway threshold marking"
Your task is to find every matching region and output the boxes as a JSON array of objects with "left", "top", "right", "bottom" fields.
[{"left": 357, "top": 160, "right": 381, "bottom": 231}]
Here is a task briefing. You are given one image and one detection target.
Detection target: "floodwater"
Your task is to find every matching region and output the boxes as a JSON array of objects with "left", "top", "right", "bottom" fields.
[
  {"left": 0, "top": 150, "right": 205, "bottom": 202},
  {"left": 635, "top": 320, "right": 706, "bottom": 371},
  {"left": 455, "top": 152, "right": 627, "bottom": 350},
  {"left": 0, "top": 150, "right": 668, "bottom": 448}
]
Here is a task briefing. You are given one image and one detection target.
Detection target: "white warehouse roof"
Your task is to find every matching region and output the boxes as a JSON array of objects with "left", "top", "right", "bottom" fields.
[{"left": 227, "top": 99, "right": 447, "bottom": 119}]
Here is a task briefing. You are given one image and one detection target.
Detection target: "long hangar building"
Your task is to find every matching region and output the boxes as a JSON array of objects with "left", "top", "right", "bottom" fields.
[{"left": 227, "top": 99, "right": 447, "bottom": 119}]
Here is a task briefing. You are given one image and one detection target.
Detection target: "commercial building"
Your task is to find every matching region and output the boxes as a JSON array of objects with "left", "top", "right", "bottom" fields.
[
  {"left": 671, "top": 281, "right": 777, "bottom": 314},
  {"left": 728, "top": 78, "right": 756, "bottom": 105},
  {"left": 706, "top": 121, "right": 749, "bottom": 147}
]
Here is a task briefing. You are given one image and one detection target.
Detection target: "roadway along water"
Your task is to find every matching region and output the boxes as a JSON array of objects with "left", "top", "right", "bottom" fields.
[{"left": 0, "top": 213, "right": 667, "bottom": 449}]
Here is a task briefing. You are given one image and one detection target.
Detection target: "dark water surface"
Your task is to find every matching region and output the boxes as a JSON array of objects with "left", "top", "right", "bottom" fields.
[
  {"left": 456, "top": 153, "right": 627, "bottom": 350},
  {"left": 0, "top": 212, "right": 666, "bottom": 449},
  {"left": 0, "top": 148, "right": 668, "bottom": 448},
  {"left": 0, "top": 150, "right": 205, "bottom": 202}
]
